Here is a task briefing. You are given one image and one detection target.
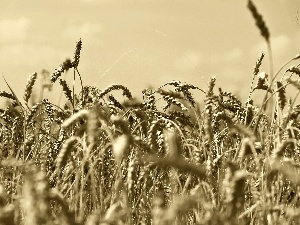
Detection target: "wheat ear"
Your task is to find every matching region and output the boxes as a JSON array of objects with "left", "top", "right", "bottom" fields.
[
  {"left": 0, "top": 91, "right": 16, "bottom": 101},
  {"left": 247, "top": 0, "right": 270, "bottom": 43},
  {"left": 24, "top": 72, "right": 37, "bottom": 103},
  {"left": 56, "top": 136, "right": 78, "bottom": 172},
  {"left": 72, "top": 38, "right": 82, "bottom": 68}
]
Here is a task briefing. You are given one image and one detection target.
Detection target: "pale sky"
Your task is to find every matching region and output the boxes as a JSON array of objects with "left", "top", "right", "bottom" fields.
[{"left": 1, "top": 0, "right": 300, "bottom": 105}]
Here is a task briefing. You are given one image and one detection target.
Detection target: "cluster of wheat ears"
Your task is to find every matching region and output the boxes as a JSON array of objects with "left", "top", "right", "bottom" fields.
[{"left": 1, "top": 1, "right": 300, "bottom": 225}]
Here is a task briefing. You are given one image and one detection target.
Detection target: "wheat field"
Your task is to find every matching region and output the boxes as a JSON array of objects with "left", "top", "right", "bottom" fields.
[{"left": 1, "top": 1, "right": 300, "bottom": 224}]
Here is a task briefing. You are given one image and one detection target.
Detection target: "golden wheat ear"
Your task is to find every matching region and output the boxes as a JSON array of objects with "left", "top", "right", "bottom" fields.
[
  {"left": 23, "top": 72, "right": 37, "bottom": 103},
  {"left": 72, "top": 38, "right": 82, "bottom": 68},
  {"left": 56, "top": 136, "right": 79, "bottom": 174},
  {"left": 0, "top": 91, "right": 17, "bottom": 101},
  {"left": 59, "top": 79, "right": 74, "bottom": 107},
  {"left": 247, "top": 0, "right": 270, "bottom": 43}
]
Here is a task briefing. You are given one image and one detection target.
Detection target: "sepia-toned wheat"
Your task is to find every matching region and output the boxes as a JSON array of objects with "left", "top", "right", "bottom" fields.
[{"left": 1, "top": 2, "right": 300, "bottom": 225}]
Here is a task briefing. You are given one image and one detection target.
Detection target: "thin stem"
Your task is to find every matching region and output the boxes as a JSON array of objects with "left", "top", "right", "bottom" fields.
[
  {"left": 265, "top": 42, "right": 274, "bottom": 117},
  {"left": 267, "top": 42, "right": 273, "bottom": 81},
  {"left": 73, "top": 69, "right": 76, "bottom": 111},
  {"left": 75, "top": 68, "right": 84, "bottom": 108}
]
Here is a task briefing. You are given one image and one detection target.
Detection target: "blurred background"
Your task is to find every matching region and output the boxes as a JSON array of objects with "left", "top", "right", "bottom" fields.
[{"left": 1, "top": 0, "right": 300, "bottom": 105}]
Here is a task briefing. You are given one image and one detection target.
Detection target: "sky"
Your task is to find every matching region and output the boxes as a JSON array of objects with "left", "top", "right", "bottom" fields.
[{"left": 1, "top": 0, "right": 300, "bottom": 105}]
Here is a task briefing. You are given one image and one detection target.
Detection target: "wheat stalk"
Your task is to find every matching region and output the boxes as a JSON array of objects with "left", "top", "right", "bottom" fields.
[{"left": 204, "top": 77, "right": 216, "bottom": 145}]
